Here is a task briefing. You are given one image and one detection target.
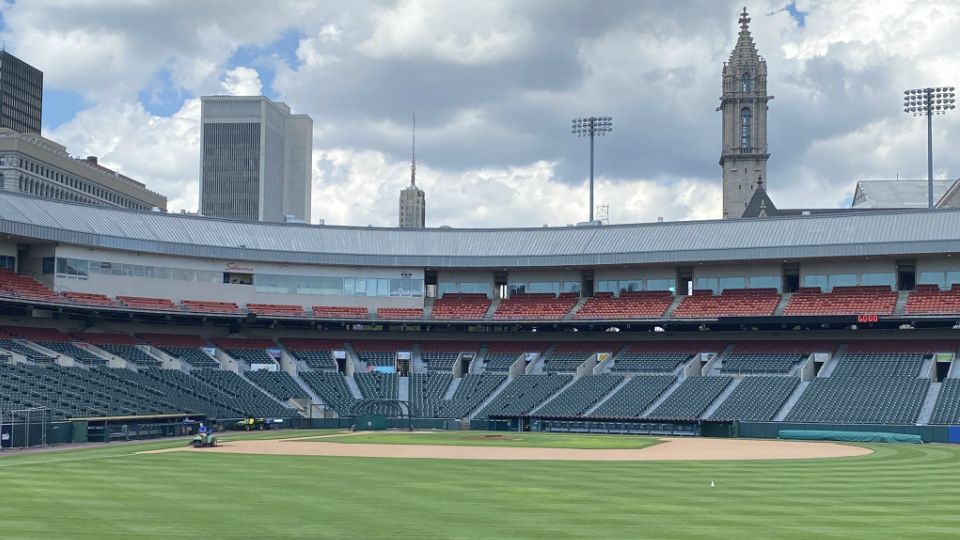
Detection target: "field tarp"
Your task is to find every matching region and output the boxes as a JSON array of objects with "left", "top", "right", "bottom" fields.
[{"left": 779, "top": 429, "right": 922, "bottom": 444}]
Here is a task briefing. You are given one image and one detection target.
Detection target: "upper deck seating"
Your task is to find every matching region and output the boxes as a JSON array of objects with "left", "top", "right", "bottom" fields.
[
  {"left": 905, "top": 284, "right": 960, "bottom": 315},
  {"left": 377, "top": 308, "right": 424, "bottom": 320},
  {"left": 63, "top": 291, "right": 115, "bottom": 307},
  {"left": 0, "top": 270, "right": 60, "bottom": 302},
  {"left": 673, "top": 288, "right": 780, "bottom": 318},
  {"left": 573, "top": 291, "right": 673, "bottom": 319},
  {"left": 181, "top": 300, "right": 241, "bottom": 314},
  {"left": 784, "top": 286, "right": 897, "bottom": 316},
  {"left": 431, "top": 293, "right": 491, "bottom": 320},
  {"left": 246, "top": 303, "right": 306, "bottom": 317},
  {"left": 312, "top": 305, "right": 369, "bottom": 319},
  {"left": 492, "top": 293, "right": 579, "bottom": 320},
  {"left": 116, "top": 296, "right": 178, "bottom": 311}
]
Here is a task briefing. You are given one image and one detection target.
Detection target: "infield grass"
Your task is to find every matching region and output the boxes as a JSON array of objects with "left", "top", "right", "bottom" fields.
[
  {"left": 310, "top": 430, "right": 663, "bottom": 449},
  {"left": 1, "top": 431, "right": 958, "bottom": 539}
]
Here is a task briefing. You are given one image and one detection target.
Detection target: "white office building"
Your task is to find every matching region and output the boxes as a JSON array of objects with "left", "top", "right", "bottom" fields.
[{"left": 200, "top": 96, "right": 312, "bottom": 222}]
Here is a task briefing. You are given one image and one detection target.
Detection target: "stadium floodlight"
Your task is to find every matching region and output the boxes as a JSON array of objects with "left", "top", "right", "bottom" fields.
[
  {"left": 571, "top": 116, "right": 613, "bottom": 222},
  {"left": 903, "top": 86, "right": 956, "bottom": 208}
]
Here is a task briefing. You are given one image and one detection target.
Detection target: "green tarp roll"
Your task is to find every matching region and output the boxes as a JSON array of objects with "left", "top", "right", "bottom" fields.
[{"left": 779, "top": 429, "right": 922, "bottom": 444}]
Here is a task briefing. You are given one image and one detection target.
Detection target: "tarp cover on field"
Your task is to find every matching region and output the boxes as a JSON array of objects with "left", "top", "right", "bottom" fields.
[{"left": 779, "top": 430, "right": 922, "bottom": 444}]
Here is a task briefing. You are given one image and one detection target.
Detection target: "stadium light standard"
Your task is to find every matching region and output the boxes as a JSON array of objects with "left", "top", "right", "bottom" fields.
[
  {"left": 903, "top": 86, "right": 955, "bottom": 208},
  {"left": 571, "top": 116, "right": 613, "bottom": 222}
]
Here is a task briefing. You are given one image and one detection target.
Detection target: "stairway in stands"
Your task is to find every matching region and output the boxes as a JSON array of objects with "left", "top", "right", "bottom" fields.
[
  {"left": 916, "top": 382, "right": 942, "bottom": 425},
  {"left": 701, "top": 378, "right": 743, "bottom": 418},
  {"left": 583, "top": 376, "right": 632, "bottom": 415},
  {"left": 638, "top": 376, "right": 685, "bottom": 416},
  {"left": 774, "top": 381, "right": 809, "bottom": 421}
]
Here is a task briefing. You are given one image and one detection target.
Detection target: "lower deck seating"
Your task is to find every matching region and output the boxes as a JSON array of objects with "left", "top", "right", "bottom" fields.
[
  {"left": 831, "top": 353, "right": 925, "bottom": 378},
  {"left": 37, "top": 341, "right": 108, "bottom": 366},
  {"left": 475, "top": 374, "right": 572, "bottom": 418},
  {"left": 720, "top": 352, "right": 802, "bottom": 375},
  {"left": 354, "top": 372, "right": 398, "bottom": 400},
  {"left": 409, "top": 373, "right": 453, "bottom": 417},
  {"left": 0, "top": 338, "right": 57, "bottom": 363},
  {"left": 299, "top": 371, "right": 357, "bottom": 415},
  {"left": 97, "top": 344, "right": 162, "bottom": 367},
  {"left": 160, "top": 346, "right": 219, "bottom": 368},
  {"left": 483, "top": 352, "right": 521, "bottom": 372},
  {"left": 786, "top": 377, "right": 929, "bottom": 424},
  {"left": 440, "top": 374, "right": 506, "bottom": 418},
  {"left": 0, "top": 363, "right": 291, "bottom": 420},
  {"left": 225, "top": 348, "right": 276, "bottom": 365},
  {"left": 589, "top": 375, "right": 676, "bottom": 417},
  {"left": 246, "top": 370, "right": 308, "bottom": 400},
  {"left": 185, "top": 369, "right": 290, "bottom": 417},
  {"left": 646, "top": 376, "right": 732, "bottom": 419},
  {"left": 929, "top": 378, "right": 960, "bottom": 425},
  {"left": 541, "top": 352, "right": 592, "bottom": 373},
  {"left": 709, "top": 376, "right": 799, "bottom": 421},
  {"left": 534, "top": 375, "right": 623, "bottom": 417},
  {"left": 611, "top": 352, "right": 690, "bottom": 373},
  {"left": 423, "top": 351, "right": 459, "bottom": 372}
]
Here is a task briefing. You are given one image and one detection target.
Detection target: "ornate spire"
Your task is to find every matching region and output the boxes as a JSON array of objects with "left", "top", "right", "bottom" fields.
[
  {"left": 410, "top": 112, "right": 417, "bottom": 187},
  {"left": 729, "top": 7, "right": 760, "bottom": 64}
]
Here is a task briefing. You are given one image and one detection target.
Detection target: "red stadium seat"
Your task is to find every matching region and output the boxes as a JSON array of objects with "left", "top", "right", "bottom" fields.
[
  {"left": 431, "top": 293, "right": 491, "bottom": 320},
  {"left": 672, "top": 288, "right": 780, "bottom": 318},
  {"left": 784, "top": 286, "right": 896, "bottom": 316},
  {"left": 493, "top": 293, "right": 578, "bottom": 320}
]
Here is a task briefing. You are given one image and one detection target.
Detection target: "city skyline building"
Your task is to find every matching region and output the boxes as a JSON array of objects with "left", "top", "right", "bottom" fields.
[
  {"left": 0, "top": 50, "right": 43, "bottom": 134},
  {"left": 200, "top": 95, "right": 313, "bottom": 222},
  {"left": 399, "top": 113, "right": 426, "bottom": 228}
]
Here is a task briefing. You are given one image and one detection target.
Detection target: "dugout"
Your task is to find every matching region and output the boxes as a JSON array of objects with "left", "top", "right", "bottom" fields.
[{"left": 78, "top": 413, "right": 207, "bottom": 443}]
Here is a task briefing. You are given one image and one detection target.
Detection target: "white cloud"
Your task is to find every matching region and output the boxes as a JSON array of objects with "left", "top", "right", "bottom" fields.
[
  {"left": 359, "top": 0, "right": 531, "bottom": 64},
  {"left": 220, "top": 67, "right": 263, "bottom": 96},
  {"left": 312, "top": 149, "right": 719, "bottom": 227},
  {"left": 47, "top": 99, "right": 202, "bottom": 212}
]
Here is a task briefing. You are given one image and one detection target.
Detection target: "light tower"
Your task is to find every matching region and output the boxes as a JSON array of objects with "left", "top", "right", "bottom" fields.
[
  {"left": 571, "top": 116, "right": 613, "bottom": 222},
  {"left": 903, "top": 86, "right": 955, "bottom": 208}
]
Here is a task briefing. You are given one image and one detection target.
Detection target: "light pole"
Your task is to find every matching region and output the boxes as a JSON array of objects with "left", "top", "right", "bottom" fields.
[
  {"left": 903, "top": 87, "right": 955, "bottom": 208},
  {"left": 572, "top": 116, "right": 613, "bottom": 222}
]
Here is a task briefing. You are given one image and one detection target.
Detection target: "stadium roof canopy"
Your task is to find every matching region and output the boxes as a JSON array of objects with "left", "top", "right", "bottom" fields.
[
  {"left": 852, "top": 179, "right": 956, "bottom": 208},
  {"left": 2, "top": 191, "right": 960, "bottom": 268}
]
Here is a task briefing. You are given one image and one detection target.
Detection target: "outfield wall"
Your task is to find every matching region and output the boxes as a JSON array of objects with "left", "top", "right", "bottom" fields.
[{"left": 737, "top": 422, "right": 960, "bottom": 444}]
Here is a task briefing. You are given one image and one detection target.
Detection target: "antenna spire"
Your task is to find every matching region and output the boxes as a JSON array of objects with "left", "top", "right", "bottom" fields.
[{"left": 410, "top": 112, "right": 417, "bottom": 187}]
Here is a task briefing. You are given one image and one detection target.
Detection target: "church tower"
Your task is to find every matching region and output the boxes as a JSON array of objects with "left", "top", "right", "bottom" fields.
[{"left": 719, "top": 8, "right": 773, "bottom": 219}]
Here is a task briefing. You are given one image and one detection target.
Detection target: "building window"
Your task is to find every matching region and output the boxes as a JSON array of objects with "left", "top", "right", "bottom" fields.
[
  {"left": 741, "top": 72, "right": 752, "bottom": 92},
  {"left": 740, "top": 108, "right": 751, "bottom": 150}
]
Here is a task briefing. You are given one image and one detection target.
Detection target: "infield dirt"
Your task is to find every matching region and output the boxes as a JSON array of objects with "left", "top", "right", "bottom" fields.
[{"left": 143, "top": 435, "right": 872, "bottom": 461}]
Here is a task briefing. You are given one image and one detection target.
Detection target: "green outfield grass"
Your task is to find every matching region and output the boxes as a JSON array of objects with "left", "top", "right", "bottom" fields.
[
  {"left": 1, "top": 431, "right": 959, "bottom": 539},
  {"left": 310, "top": 430, "right": 663, "bottom": 449}
]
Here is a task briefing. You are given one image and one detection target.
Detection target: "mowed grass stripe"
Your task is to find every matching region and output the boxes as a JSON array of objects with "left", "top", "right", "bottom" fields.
[{"left": 0, "top": 436, "right": 958, "bottom": 538}]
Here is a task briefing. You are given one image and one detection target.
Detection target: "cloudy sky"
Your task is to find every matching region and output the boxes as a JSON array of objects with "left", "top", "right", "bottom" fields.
[{"left": 2, "top": 0, "right": 958, "bottom": 227}]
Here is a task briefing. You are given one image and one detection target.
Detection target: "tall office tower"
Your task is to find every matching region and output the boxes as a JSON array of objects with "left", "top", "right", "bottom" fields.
[
  {"left": 0, "top": 51, "right": 43, "bottom": 134},
  {"left": 399, "top": 114, "right": 425, "bottom": 228},
  {"left": 719, "top": 8, "right": 773, "bottom": 219},
  {"left": 200, "top": 96, "right": 313, "bottom": 222}
]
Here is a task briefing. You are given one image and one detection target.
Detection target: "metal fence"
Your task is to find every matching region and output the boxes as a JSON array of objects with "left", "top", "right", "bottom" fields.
[{"left": 0, "top": 407, "right": 49, "bottom": 450}]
